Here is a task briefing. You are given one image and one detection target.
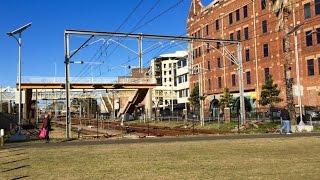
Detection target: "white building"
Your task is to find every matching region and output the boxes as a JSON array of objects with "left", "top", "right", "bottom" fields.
[{"left": 150, "top": 51, "right": 189, "bottom": 111}]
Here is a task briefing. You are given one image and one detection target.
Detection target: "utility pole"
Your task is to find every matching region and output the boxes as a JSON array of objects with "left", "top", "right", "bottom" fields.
[
  {"left": 237, "top": 43, "right": 245, "bottom": 124},
  {"left": 171, "top": 62, "right": 174, "bottom": 119},
  {"left": 64, "top": 33, "right": 71, "bottom": 138},
  {"left": 207, "top": 43, "right": 245, "bottom": 124},
  {"left": 138, "top": 35, "right": 143, "bottom": 73},
  {"left": 198, "top": 64, "right": 204, "bottom": 126},
  {"left": 0, "top": 83, "right": 2, "bottom": 113}
]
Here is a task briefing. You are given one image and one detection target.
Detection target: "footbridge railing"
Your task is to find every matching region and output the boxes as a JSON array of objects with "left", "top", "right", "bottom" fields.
[{"left": 21, "top": 76, "right": 156, "bottom": 84}]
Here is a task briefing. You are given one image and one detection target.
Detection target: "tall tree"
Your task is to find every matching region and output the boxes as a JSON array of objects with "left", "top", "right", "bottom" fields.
[
  {"left": 188, "top": 83, "right": 200, "bottom": 113},
  {"left": 259, "top": 76, "right": 283, "bottom": 107},
  {"left": 271, "top": 0, "right": 296, "bottom": 124},
  {"left": 219, "top": 87, "right": 233, "bottom": 110}
]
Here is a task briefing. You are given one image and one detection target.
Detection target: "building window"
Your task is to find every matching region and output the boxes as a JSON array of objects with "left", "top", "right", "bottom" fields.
[
  {"left": 197, "top": 30, "right": 201, "bottom": 38},
  {"left": 261, "top": 0, "right": 267, "bottom": 10},
  {"left": 245, "top": 49, "right": 250, "bottom": 61},
  {"left": 164, "top": 78, "right": 166, "bottom": 82},
  {"left": 216, "top": 19, "right": 220, "bottom": 30},
  {"left": 198, "top": 47, "right": 202, "bottom": 57},
  {"left": 263, "top": 44, "right": 269, "bottom": 57},
  {"left": 164, "top": 64, "right": 166, "bottom": 68},
  {"left": 207, "top": 60, "right": 211, "bottom": 71},
  {"left": 264, "top": 68, "right": 270, "bottom": 81},
  {"left": 205, "top": 24, "right": 209, "bottom": 36},
  {"left": 182, "top": 59, "right": 187, "bottom": 67},
  {"left": 169, "top": 77, "right": 172, "bottom": 82},
  {"left": 316, "top": 0, "right": 320, "bottom": 15},
  {"left": 318, "top": 58, "right": 320, "bottom": 74},
  {"left": 231, "top": 53, "right": 235, "bottom": 65},
  {"left": 218, "top": 77, "right": 222, "bottom": 88},
  {"left": 206, "top": 43, "right": 210, "bottom": 53},
  {"left": 262, "top": 20, "right": 268, "bottom": 33},
  {"left": 164, "top": 71, "right": 167, "bottom": 75},
  {"left": 237, "top": 30, "right": 241, "bottom": 40},
  {"left": 246, "top": 71, "right": 251, "bottom": 84},
  {"left": 304, "top": 3, "right": 311, "bottom": 19},
  {"left": 307, "top": 59, "right": 314, "bottom": 76},
  {"left": 230, "top": 33, "right": 234, "bottom": 40},
  {"left": 243, "top": 5, "right": 248, "bottom": 18},
  {"left": 244, "top": 27, "right": 249, "bottom": 40},
  {"left": 306, "top": 31, "right": 313, "bottom": 46},
  {"left": 229, "top": 13, "right": 233, "bottom": 24},
  {"left": 317, "top": 28, "right": 320, "bottom": 44},
  {"left": 216, "top": 42, "right": 221, "bottom": 49},
  {"left": 236, "top": 9, "right": 240, "bottom": 21},
  {"left": 169, "top": 70, "right": 171, "bottom": 75},
  {"left": 208, "top": 79, "right": 212, "bottom": 90},
  {"left": 231, "top": 74, "right": 236, "bottom": 86},
  {"left": 217, "top": 57, "right": 222, "bottom": 68}
]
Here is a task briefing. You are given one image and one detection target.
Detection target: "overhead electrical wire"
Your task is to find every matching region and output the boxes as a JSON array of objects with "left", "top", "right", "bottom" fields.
[
  {"left": 73, "top": 0, "right": 145, "bottom": 81},
  {"left": 85, "top": 0, "right": 185, "bottom": 78}
]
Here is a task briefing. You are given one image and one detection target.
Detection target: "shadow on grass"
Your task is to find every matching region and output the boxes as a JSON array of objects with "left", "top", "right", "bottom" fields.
[
  {"left": 0, "top": 144, "right": 28, "bottom": 150},
  {"left": 59, "top": 138, "right": 78, "bottom": 143},
  {"left": 1, "top": 165, "right": 30, "bottom": 173},
  {"left": 0, "top": 148, "right": 26, "bottom": 154},
  {"left": 11, "top": 175, "right": 29, "bottom": 180},
  {"left": 0, "top": 153, "right": 27, "bottom": 159},
  {"left": 2, "top": 158, "right": 29, "bottom": 165}
]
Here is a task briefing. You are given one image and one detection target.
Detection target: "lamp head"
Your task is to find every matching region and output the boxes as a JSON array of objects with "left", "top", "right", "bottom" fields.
[{"left": 7, "top": 22, "right": 32, "bottom": 36}]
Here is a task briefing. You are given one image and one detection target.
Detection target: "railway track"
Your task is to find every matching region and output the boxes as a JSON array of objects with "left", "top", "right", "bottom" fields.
[{"left": 56, "top": 118, "right": 228, "bottom": 137}]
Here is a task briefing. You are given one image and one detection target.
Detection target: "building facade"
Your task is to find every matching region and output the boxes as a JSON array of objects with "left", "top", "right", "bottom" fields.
[
  {"left": 150, "top": 51, "right": 189, "bottom": 112},
  {"left": 187, "top": 0, "right": 320, "bottom": 117}
]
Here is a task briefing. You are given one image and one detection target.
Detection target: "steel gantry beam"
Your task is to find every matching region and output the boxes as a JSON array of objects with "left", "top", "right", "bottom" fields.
[{"left": 65, "top": 29, "right": 238, "bottom": 43}]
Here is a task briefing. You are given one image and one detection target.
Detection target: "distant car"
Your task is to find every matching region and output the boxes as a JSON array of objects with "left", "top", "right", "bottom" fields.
[
  {"left": 304, "top": 106, "right": 320, "bottom": 121},
  {"left": 266, "top": 107, "right": 283, "bottom": 120}
]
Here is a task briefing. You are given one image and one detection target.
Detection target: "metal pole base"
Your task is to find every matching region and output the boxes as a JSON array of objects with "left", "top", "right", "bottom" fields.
[{"left": 8, "top": 131, "right": 29, "bottom": 142}]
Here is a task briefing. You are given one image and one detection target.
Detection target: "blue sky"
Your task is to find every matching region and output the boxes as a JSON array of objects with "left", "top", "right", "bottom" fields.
[{"left": 0, "top": 0, "right": 211, "bottom": 87}]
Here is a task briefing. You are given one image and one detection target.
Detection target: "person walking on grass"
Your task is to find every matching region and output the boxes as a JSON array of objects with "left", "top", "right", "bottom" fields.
[
  {"left": 42, "top": 112, "right": 52, "bottom": 143},
  {"left": 279, "top": 107, "right": 291, "bottom": 134}
]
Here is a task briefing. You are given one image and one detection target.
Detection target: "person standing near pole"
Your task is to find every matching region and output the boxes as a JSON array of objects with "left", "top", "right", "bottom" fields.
[{"left": 279, "top": 107, "right": 291, "bottom": 134}]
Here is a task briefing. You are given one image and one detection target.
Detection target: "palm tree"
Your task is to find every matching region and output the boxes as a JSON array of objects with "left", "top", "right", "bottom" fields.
[{"left": 271, "top": 0, "right": 296, "bottom": 125}]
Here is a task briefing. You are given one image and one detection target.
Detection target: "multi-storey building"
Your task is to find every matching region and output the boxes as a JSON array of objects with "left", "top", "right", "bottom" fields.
[
  {"left": 187, "top": 0, "right": 320, "bottom": 117},
  {"left": 150, "top": 51, "right": 189, "bottom": 112},
  {"left": 176, "top": 54, "right": 190, "bottom": 109}
]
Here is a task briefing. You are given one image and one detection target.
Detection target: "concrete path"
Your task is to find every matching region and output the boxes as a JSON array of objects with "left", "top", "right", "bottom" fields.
[{"left": 2, "top": 132, "right": 320, "bottom": 149}]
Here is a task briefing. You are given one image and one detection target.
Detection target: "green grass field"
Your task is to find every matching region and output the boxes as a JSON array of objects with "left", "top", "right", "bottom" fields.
[{"left": 1, "top": 137, "right": 320, "bottom": 179}]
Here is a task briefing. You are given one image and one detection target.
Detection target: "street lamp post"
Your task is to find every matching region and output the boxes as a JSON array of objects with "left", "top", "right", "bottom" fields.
[
  {"left": 286, "top": 23, "right": 304, "bottom": 125},
  {"left": 7, "top": 22, "right": 32, "bottom": 134}
]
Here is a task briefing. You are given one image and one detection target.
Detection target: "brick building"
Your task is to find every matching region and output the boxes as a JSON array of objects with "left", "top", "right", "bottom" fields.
[{"left": 187, "top": 0, "right": 320, "bottom": 117}]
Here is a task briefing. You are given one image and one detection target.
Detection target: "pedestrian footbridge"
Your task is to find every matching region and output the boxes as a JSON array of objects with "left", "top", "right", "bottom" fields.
[
  {"left": 17, "top": 76, "right": 156, "bottom": 121},
  {"left": 20, "top": 76, "right": 156, "bottom": 89}
]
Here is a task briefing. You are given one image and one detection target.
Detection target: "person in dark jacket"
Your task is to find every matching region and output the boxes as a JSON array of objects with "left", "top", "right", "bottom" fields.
[
  {"left": 279, "top": 107, "right": 291, "bottom": 134},
  {"left": 42, "top": 112, "right": 52, "bottom": 143}
]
